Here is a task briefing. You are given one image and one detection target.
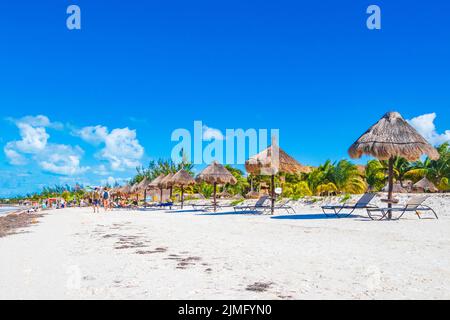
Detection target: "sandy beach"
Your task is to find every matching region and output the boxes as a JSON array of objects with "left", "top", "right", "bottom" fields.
[{"left": 1, "top": 194, "right": 449, "bottom": 300}]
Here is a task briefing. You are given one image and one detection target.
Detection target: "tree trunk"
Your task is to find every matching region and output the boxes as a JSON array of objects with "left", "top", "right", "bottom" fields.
[
  {"left": 213, "top": 182, "right": 217, "bottom": 212},
  {"left": 181, "top": 185, "right": 184, "bottom": 210},
  {"left": 387, "top": 157, "right": 394, "bottom": 220},
  {"left": 271, "top": 174, "right": 275, "bottom": 215}
]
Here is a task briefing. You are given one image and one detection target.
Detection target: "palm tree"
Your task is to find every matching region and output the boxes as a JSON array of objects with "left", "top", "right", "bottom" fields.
[
  {"left": 406, "top": 143, "right": 449, "bottom": 191},
  {"left": 365, "top": 160, "right": 386, "bottom": 191},
  {"left": 305, "top": 160, "right": 366, "bottom": 195},
  {"left": 223, "top": 165, "right": 250, "bottom": 196}
]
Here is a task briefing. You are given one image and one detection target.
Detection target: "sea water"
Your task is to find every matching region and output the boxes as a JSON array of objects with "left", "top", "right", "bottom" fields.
[{"left": 0, "top": 207, "right": 17, "bottom": 215}]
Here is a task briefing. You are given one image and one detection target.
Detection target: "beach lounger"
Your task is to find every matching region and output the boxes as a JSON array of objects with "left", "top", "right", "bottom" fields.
[
  {"left": 191, "top": 202, "right": 232, "bottom": 212},
  {"left": 272, "top": 199, "right": 296, "bottom": 214},
  {"left": 234, "top": 196, "right": 270, "bottom": 212},
  {"left": 140, "top": 202, "right": 174, "bottom": 211},
  {"left": 321, "top": 193, "right": 377, "bottom": 218},
  {"left": 366, "top": 196, "right": 438, "bottom": 221}
]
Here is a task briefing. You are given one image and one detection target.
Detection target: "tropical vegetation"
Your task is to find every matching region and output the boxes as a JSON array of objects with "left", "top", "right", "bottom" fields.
[{"left": 2, "top": 143, "right": 448, "bottom": 204}]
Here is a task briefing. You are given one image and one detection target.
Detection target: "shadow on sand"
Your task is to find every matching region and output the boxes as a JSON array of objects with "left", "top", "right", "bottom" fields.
[
  {"left": 170, "top": 209, "right": 207, "bottom": 214},
  {"left": 271, "top": 213, "right": 369, "bottom": 220},
  {"left": 196, "top": 210, "right": 263, "bottom": 216}
]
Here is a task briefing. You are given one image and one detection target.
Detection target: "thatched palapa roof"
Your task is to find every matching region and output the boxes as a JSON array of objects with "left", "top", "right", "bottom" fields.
[
  {"left": 245, "top": 190, "right": 262, "bottom": 199},
  {"left": 196, "top": 161, "right": 237, "bottom": 185},
  {"left": 148, "top": 174, "right": 166, "bottom": 189},
  {"left": 131, "top": 177, "right": 150, "bottom": 193},
  {"left": 382, "top": 182, "right": 407, "bottom": 193},
  {"left": 118, "top": 184, "right": 133, "bottom": 194},
  {"left": 413, "top": 177, "right": 438, "bottom": 193},
  {"left": 159, "top": 173, "right": 174, "bottom": 189},
  {"left": 349, "top": 112, "right": 439, "bottom": 161},
  {"left": 245, "top": 145, "right": 310, "bottom": 175},
  {"left": 171, "top": 169, "right": 196, "bottom": 186}
]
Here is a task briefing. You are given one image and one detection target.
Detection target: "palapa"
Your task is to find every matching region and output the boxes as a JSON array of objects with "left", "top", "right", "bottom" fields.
[
  {"left": 413, "top": 177, "right": 438, "bottom": 193},
  {"left": 245, "top": 144, "right": 307, "bottom": 214},
  {"left": 171, "top": 169, "right": 196, "bottom": 209},
  {"left": 245, "top": 145, "right": 310, "bottom": 176},
  {"left": 196, "top": 161, "right": 237, "bottom": 212},
  {"left": 148, "top": 174, "right": 167, "bottom": 203},
  {"left": 349, "top": 112, "right": 439, "bottom": 219},
  {"left": 159, "top": 173, "right": 175, "bottom": 199}
]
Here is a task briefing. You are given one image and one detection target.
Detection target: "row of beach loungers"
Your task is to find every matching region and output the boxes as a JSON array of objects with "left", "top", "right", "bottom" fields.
[{"left": 113, "top": 193, "right": 438, "bottom": 220}]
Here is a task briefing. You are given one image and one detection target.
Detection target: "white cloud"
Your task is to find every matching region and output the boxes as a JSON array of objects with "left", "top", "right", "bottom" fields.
[
  {"left": 73, "top": 125, "right": 108, "bottom": 146},
  {"left": 100, "top": 176, "right": 127, "bottom": 186},
  {"left": 76, "top": 125, "right": 145, "bottom": 171},
  {"left": 203, "top": 125, "right": 224, "bottom": 141},
  {"left": 4, "top": 143, "right": 27, "bottom": 165},
  {"left": 4, "top": 115, "right": 88, "bottom": 176},
  {"left": 8, "top": 115, "right": 63, "bottom": 130},
  {"left": 13, "top": 123, "right": 49, "bottom": 153},
  {"left": 100, "top": 128, "right": 144, "bottom": 171},
  {"left": 408, "top": 113, "right": 450, "bottom": 146},
  {"left": 38, "top": 145, "right": 89, "bottom": 176},
  {"left": 93, "top": 164, "right": 111, "bottom": 176}
]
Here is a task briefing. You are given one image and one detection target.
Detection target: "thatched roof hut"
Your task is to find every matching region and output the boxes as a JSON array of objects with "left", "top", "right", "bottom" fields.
[
  {"left": 413, "top": 177, "right": 438, "bottom": 193},
  {"left": 246, "top": 190, "right": 262, "bottom": 199},
  {"left": 219, "top": 190, "right": 233, "bottom": 199},
  {"left": 148, "top": 174, "right": 166, "bottom": 190},
  {"left": 349, "top": 112, "right": 439, "bottom": 161},
  {"left": 349, "top": 111, "right": 439, "bottom": 219},
  {"left": 159, "top": 173, "right": 175, "bottom": 189},
  {"left": 147, "top": 174, "right": 167, "bottom": 203},
  {"left": 118, "top": 184, "right": 133, "bottom": 195},
  {"left": 382, "top": 182, "right": 407, "bottom": 193},
  {"left": 245, "top": 144, "right": 307, "bottom": 214},
  {"left": 171, "top": 169, "right": 196, "bottom": 209},
  {"left": 196, "top": 161, "right": 237, "bottom": 185},
  {"left": 245, "top": 145, "right": 310, "bottom": 176},
  {"left": 171, "top": 169, "right": 196, "bottom": 186},
  {"left": 196, "top": 161, "right": 237, "bottom": 211},
  {"left": 131, "top": 177, "right": 150, "bottom": 194}
]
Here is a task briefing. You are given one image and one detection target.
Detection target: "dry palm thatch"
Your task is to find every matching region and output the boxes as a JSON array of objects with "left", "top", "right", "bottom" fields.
[
  {"left": 118, "top": 184, "right": 133, "bottom": 196},
  {"left": 158, "top": 173, "right": 175, "bottom": 189},
  {"left": 148, "top": 174, "right": 167, "bottom": 203},
  {"left": 196, "top": 161, "right": 237, "bottom": 185},
  {"left": 171, "top": 169, "right": 196, "bottom": 209},
  {"left": 245, "top": 145, "right": 311, "bottom": 175},
  {"left": 245, "top": 144, "right": 308, "bottom": 215},
  {"left": 159, "top": 173, "right": 175, "bottom": 199},
  {"left": 219, "top": 190, "right": 233, "bottom": 199},
  {"left": 148, "top": 174, "right": 166, "bottom": 190},
  {"left": 131, "top": 177, "right": 152, "bottom": 202},
  {"left": 348, "top": 112, "right": 439, "bottom": 161},
  {"left": 349, "top": 111, "right": 439, "bottom": 219},
  {"left": 171, "top": 169, "right": 196, "bottom": 186},
  {"left": 196, "top": 161, "right": 237, "bottom": 212},
  {"left": 413, "top": 177, "right": 438, "bottom": 193},
  {"left": 245, "top": 190, "right": 262, "bottom": 199},
  {"left": 132, "top": 177, "right": 150, "bottom": 193},
  {"left": 382, "top": 182, "right": 407, "bottom": 193}
]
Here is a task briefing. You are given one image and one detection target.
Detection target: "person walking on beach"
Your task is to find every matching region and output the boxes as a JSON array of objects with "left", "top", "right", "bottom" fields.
[
  {"left": 92, "top": 188, "right": 101, "bottom": 213},
  {"left": 102, "top": 188, "right": 111, "bottom": 211}
]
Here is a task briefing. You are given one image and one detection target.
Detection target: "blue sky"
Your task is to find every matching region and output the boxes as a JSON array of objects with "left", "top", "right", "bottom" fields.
[{"left": 1, "top": 0, "right": 449, "bottom": 197}]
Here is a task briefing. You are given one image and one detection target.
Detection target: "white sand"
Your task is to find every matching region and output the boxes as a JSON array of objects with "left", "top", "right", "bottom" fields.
[{"left": 1, "top": 194, "right": 449, "bottom": 300}]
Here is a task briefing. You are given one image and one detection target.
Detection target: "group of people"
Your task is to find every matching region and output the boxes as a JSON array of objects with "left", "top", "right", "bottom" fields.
[{"left": 91, "top": 187, "right": 111, "bottom": 213}]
